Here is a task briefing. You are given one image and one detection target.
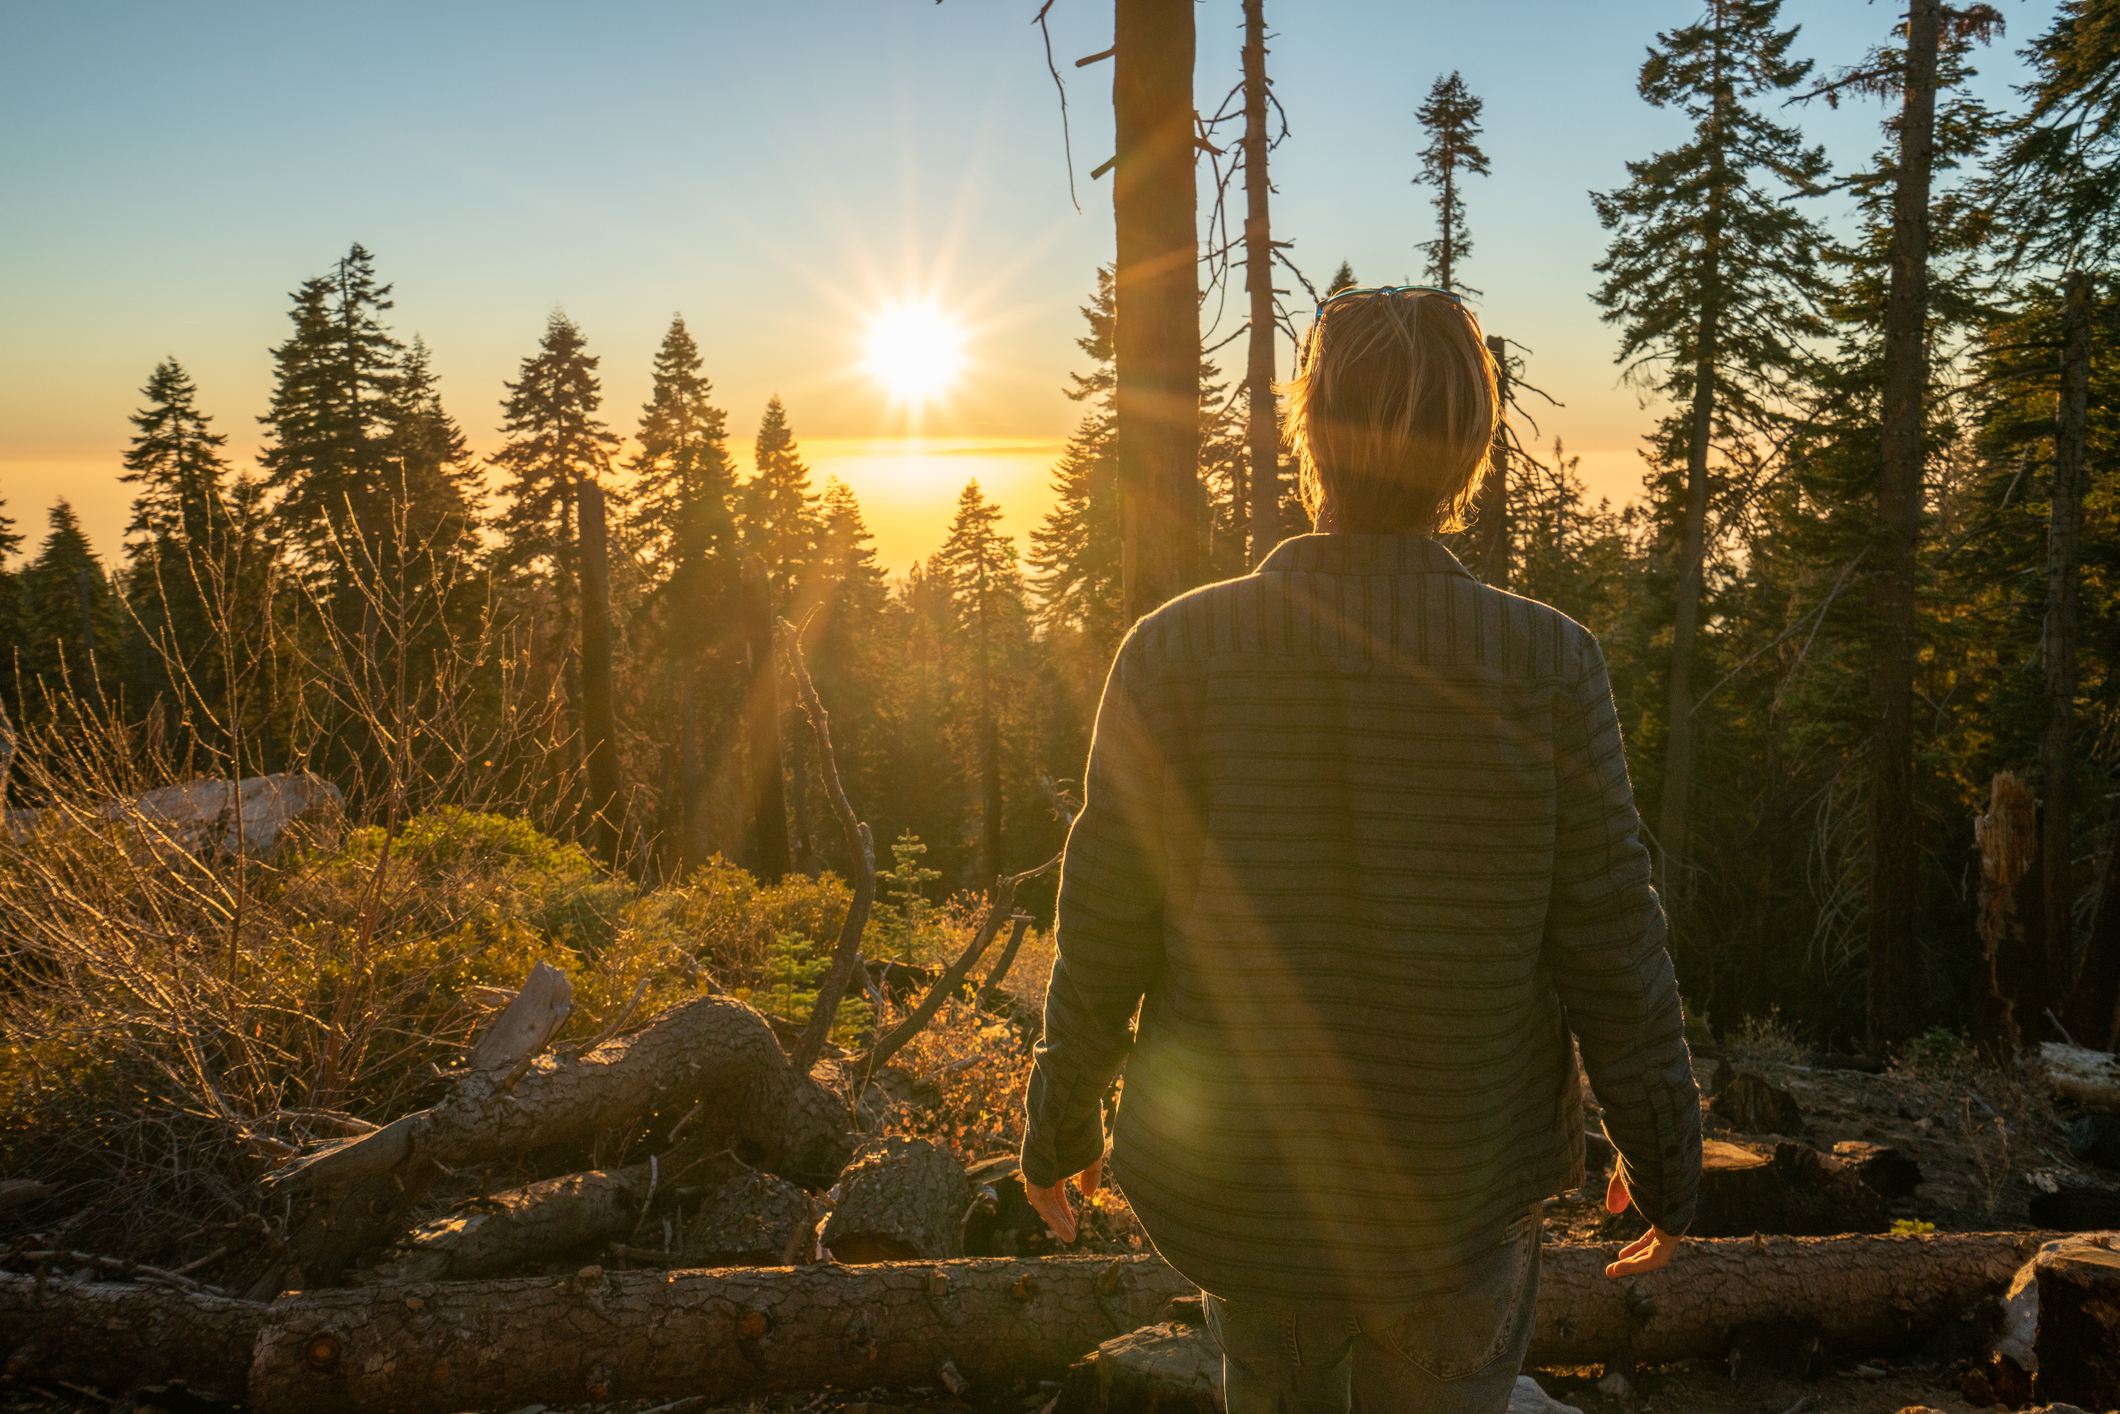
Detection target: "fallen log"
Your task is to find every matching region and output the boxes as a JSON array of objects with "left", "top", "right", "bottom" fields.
[
  {"left": 0, "top": 1276, "right": 261, "bottom": 1394},
  {"left": 2040, "top": 1041, "right": 2120, "bottom": 1109},
  {"left": 683, "top": 1171, "right": 816, "bottom": 1267},
  {"left": 277, "top": 994, "right": 851, "bottom": 1194},
  {"left": 247, "top": 1254, "right": 1193, "bottom": 1414},
  {"left": 2033, "top": 1236, "right": 2120, "bottom": 1408},
  {"left": 822, "top": 1135, "right": 969, "bottom": 1262},
  {"left": 1532, "top": 1230, "right": 2059, "bottom": 1367},
  {"left": 2, "top": 1232, "right": 2066, "bottom": 1410},
  {"left": 370, "top": 1162, "right": 655, "bottom": 1284},
  {"left": 249, "top": 963, "right": 581, "bottom": 1297}
]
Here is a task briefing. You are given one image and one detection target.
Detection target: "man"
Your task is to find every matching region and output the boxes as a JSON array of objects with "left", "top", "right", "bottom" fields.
[{"left": 1020, "top": 287, "right": 1701, "bottom": 1412}]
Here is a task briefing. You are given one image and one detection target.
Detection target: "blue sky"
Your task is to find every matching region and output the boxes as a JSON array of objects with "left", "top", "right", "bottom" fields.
[{"left": 0, "top": 0, "right": 2058, "bottom": 571}]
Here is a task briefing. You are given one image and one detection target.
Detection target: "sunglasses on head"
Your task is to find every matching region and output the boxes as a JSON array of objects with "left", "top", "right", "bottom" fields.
[{"left": 1315, "top": 284, "right": 1466, "bottom": 313}]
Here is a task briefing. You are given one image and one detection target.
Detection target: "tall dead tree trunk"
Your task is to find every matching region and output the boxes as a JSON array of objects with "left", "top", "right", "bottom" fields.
[
  {"left": 1241, "top": 0, "right": 1279, "bottom": 569},
  {"left": 1657, "top": 302, "right": 1720, "bottom": 901},
  {"left": 2047, "top": 268, "right": 2093, "bottom": 1016},
  {"left": 1973, "top": 773, "right": 2045, "bottom": 1056},
  {"left": 579, "top": 481, "right": 622, "bottom": 866},
  {"left": 741, "top": 554, "right": 791, "bottom": 883},
  {"left": 1477, "top": 333, "right": 1511, "bottom": 587},
  {"left": 1869, "top": 0, "right": 1941, "bottom": 1050},
  {"left": 1114, "top": 0, "right": 1201, "bottom": 624}
]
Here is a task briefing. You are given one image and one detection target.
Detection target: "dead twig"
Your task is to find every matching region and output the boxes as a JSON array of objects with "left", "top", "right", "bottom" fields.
[{"left": 780, "top": 617, "right": 879, "bottom": 1073}]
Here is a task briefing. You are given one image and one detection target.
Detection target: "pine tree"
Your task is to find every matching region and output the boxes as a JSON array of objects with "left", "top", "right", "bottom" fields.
[
  {"left": 120, "top": 358, "right": 235, "bottom": 721},
  {"left": 1591, "top": 0, "right": 1832, "bottom": 901},
  {"left": 0, "top": 499, "right": 22, "bottom": 711},
  {"left": 1414, "top": 72, "right": 1492, "bottom": 295},
  {"left": 15, "top": 501, "right": 123, "bottom": 713},
  {"left": 1992, "top": 0, "right": 2120, "bottom": 269},
  {"left": 258, "top": 244, "right": 406, "bottom": 568},
  {"left": 1326, "top": 261, "right": 1359, "bottom": 296},
  {"left": 492, "top": 312, "right": 622, "bottom": 588},
  {"left": 741, "top": 396, "right": 821, "bottom": 607},
  {"left": 935, "top": 481, "right": 1028, "bottom": 877},
  {"left": 631, "top": 315, "right": 737, "bottom": 597}
]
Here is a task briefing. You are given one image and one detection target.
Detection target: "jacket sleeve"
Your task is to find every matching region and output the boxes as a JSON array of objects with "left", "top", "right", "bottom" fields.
[
  {"left": 1545, "top": 637, "right": 1702, "bottom": 1235},
  {"left": 1021, "top": 647, "right": 1170, "bottom": 1189}
]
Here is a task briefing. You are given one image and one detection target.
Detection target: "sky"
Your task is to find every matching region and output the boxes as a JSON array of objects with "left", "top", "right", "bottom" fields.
[{"left": 0, "top": 0, "right": 2059, "bottom": 576}]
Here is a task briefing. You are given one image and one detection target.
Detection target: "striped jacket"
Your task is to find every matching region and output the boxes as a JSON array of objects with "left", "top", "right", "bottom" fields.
[{"left": 1023, "top": 533, "right": 1701, "bottom": 1305}]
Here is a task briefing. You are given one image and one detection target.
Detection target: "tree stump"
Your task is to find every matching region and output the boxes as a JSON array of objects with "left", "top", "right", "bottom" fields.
[
  {"left": 2033, "top": 1236, "right": 2120, "bottom": 1408},
  {"left": 1833, "top": 1140, "right": 1924, "bottom": 1200},
  {"left": 1055, "top": 1323, "right": 1218, "bottom": 1414},
  {"left": 1689, "top": 1140, "right": 1888, "bottom": 1238},
  {"left": 684, "top": 1172, "right": 815, "bottom": 1267},
  {"left": 822, "top": 1136, "right": 969, "bottom": 1263},
  {"left": 1710, "top": 1071, "right": 1806, "bottom": 1135}
]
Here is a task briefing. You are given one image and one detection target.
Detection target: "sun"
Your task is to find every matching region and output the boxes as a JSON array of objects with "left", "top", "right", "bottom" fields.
[{"left": 863, "top": 302, "right": 966, "bottom": 405}]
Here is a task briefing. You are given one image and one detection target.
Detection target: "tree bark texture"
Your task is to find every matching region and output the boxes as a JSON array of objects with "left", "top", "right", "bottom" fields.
[
  {"left": 371, "top": 1163, "right": 655, "bottom": 1285},
  {"left": 2032, "top": 1236, "right": 2120, "bottom": 1407},
  {"left": 1478, "top": 334, "right": 1512, "bottom": 589},
  {"left": 822, "top": 1136, "right": 970, "bottom": 1263},
  {"left": 1869, "top": 0, "right": 1941, "bottom": 1050},
  {"left": 1658, "top": 319, "right": 1719, "bottom": 904},
  {"left": 2048, "top": 268, "right": 2093, "bottom": 1024},
  {"left": 1242, "top": 0, "right": 1279, "bottom": 570},
  {"left": 246, "top": 1254, "right": 1194, "bottom": 1414},
  {"left": 684, "top": 1172, "right": 815, "bottom": 1267},
  {"left": 1975, "top": 772, "right": 2046, "bottom": 1054},
  {"left": 278, "top": 996, "right": 852, "bottom": 1194},
  {"left": 250, "top": 965, "right": 578, "bottom": 1298},
  {"left": 0, "top": 1278, "right": 262, "bottom": 1395},
  {"left": 578, "top": 481, "right": 622, "bottom": 865},
  {"left": 3, "top": 1233, "right": 2065, "bottom": 1408},
  {"left": 1113, "top": 0, "right": 1201, "bottom": 625},
  {"left": 2069, "top": 851, "right": 2120, "bottom": 1052},
  {"left": 741, "top": 554, "right": 791, "bottom": 882}
]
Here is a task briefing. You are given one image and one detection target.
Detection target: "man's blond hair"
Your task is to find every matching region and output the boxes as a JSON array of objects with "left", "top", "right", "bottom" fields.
[{"left": 1282, "top": 288, "right": 1499, "bottom": 534}]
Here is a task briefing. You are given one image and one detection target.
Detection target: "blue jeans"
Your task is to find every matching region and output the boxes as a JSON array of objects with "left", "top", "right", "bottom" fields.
[{"left": 1203, "top": 1206, "right": 1541, "bottom": 1414}]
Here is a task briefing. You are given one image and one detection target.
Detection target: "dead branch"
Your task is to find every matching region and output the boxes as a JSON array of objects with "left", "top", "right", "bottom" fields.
[{"left": 780, "top": 618, "right": 878, "bottom": 1074}]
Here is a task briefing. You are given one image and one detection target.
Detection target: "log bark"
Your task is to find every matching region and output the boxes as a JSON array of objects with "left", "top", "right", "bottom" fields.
[
  {"left": 2040, "top": 1041, "right": 2120, "bottom": 1109},
  {"left": 2032, "top": 1235, "right": 2120, "bottom": 1407},
  {"left": 822, "top": 1136, "right": 970, "bottom": 1263},
  {"left": 371, "top": 1163, "right": 655, "bottom": 1285},
  {"left": 278, "top": 995, "right": 852, "bottom": 1194},
  {"left": 247, "top": 1254, "right": 1193, "bottom": 1414},
  {"left": 1688, "top": 1140, "right": 1889, "bottom": 1238},
  {"left": 1531, "top": 1230, "right": 2056, "bottom": 1368},
  {"left": 1976, "top": 772, "right": 2047, "bottom": 1054},
  {"left": 0, "top": 1277, "right": 261, "bottom": 1394},
  {"left": 684, "top": 1171, "right": 815, "bottom": 1267},
  {"left": 3, "top": 1233, "right": 2064, "bottom": 1408},
  {"left": 251, "top": 964, "right": 579, "bottom": 1297}
]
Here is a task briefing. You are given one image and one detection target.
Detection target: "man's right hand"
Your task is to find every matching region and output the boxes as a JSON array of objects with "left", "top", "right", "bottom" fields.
[{"left": 1603, "top": 1169, "right": 1678, "bottom": 1277}]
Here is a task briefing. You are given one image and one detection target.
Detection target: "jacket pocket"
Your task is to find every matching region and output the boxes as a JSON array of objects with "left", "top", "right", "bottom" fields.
[{"left": 1369, "top": 1210, "right": 1539, "bottom": 1381}]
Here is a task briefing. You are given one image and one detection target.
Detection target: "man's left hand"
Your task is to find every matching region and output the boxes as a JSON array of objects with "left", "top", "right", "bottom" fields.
[{"left": 1024, "top": 1157, "right": 1103, "bottom": 1244}]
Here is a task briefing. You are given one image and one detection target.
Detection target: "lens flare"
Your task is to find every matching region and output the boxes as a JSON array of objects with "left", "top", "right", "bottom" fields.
[{"left": 863, "top": 302, "right": 966, "bottom": 405}]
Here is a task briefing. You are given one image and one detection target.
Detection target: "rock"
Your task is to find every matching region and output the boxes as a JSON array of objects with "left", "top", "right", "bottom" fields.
[
  {"left": 1509, "top": 1377, "right": 1582, "bottom": 1414},
  {"left": 2067, "top": 1113, "right": 2120, "bottom": 1170},
  {"left": 1055, "top": 1323, "right": 1218, "bottom": 1414},
  {"left": 2032, "top": 1235, "right": 2120, "bottom": 1410},
  {"left": 1833, "top": 1140, "right": 1924, "bottom": 1199},
  {"left": 1051, "top": 1325, "right": 1578, "bottom": 1414},
  {"left": 683, "top": 1171, "right": 814, "bottom": 1267},
  {"left": 1710, "top": 1071, "right": 1806, "bottom": 1135},
  {"left": 6, "top": 770, "right": 343, "bottom": 856}
]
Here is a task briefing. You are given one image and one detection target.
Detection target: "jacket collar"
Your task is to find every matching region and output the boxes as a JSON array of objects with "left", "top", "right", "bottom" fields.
[{"left": 1255, "top": 533, "right": 1476, "bottom": 579}]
